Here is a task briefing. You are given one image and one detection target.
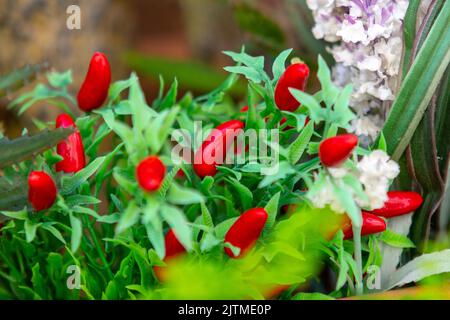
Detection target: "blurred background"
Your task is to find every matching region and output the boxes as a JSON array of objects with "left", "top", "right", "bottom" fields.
[{"left": 0, "top": 0, "right": 329, "bottom": 136}]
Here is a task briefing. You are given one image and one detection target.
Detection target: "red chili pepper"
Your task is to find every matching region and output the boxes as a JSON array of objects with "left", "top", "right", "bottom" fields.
[
  {"left": 154, "top": 229, "right": 186, "bottom": 281},
  {"left": 342, "top": 212, "right": 386, "bottom": 240},
  {"left": 77, "top": 52, "right": 111, "bottom": 112},
  {"left": 176, "top": 169, "right": 186, "bottom": 178},
  {"left": 55, "top": 114, "right": 86, "bottom": 173},
  {"left": 224, "top": 208, "right": 268, "bottom": 258},
  {"left": 240, "top": 105, "right": 249, "bottom": 113},
  {"left": 28, "top": 171, "right": 57, "bottom": 211},
  {"left": 193, "top": 120, "right": 245, "bottom": 178},
  {"left": 319, "top": 134, "right": 358, "bottom": 167},
  {"left": 274, "top": 62, "right": 310, "bottom": 112},
  {"left": 368, "top": 191, "right": 423, "bottom": 218},
  {"left": 164, "top": 229, "right": 186, "bottom": 259},
  {"left": 136, "top": 156, "right": 166, "bottom": 192}
]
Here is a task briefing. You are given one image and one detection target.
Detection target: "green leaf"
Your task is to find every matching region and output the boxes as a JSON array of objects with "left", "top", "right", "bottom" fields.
[
  {"left": 69, "top": 213, "right": 82, "bottom": 253},
  {"left": 0, "top": 128, "right": 73, "bottom": 169},
  {"left": 264, "top": 192, "right": 280, "bottom": 231},
  {"left": 200, "top": 232, "right": 221, "bottom": 252},
  {"left": 409, "top": 101, "right": 444, "bottom": 245},
  {"left": 223, "top": 50, "right": 268, "bottom": 85},
  {"left": 289, "top": 88, "right": 326, "bottom": 123},
  {"left": 41, "top": 223, "right": 66, "bottom": 245},
  {"left": 332, "top": 180, "right": 362, "bottom": 228},
  {"left": 200, "top": 202, "right": 214, "bottom": 229},
  {"left": 258, "top": 161, "right": 295, "bottom": 189},
  {"left": 31, "top": 263, "right": 47, "bottom": 299},
  {"left": 72, "top": 206, "right": 100, "bottom": 219},
  {"left": 401, "top": 0, "right": 420, "bottom": 79},
  {"left": 435, "top": 67, "right": 450, "bottom": 172},
  {"left": 108, "top": 75, "right": 135, "bottom": 102},
  {"left": 113, "top": 168, "right": 136, "bottom": 195},
  {"left": 0, "top": 63, "right": 48, "bottom": 98},
  {"left": 25, "top": 220, "right": 39, "bottom": 242},
  {"left": 159, "top": 78, "right": 178, "bottom": 110},
  {"left": 1, "top": 208, "right": 28, "bottom": 220},
  {"left": 335, "top": 230, "right": 349, "bottom": 291},
  {"left": 145, "top": 106, "right": 180, "bottom": 154},
  {"left": 214, "top": 217, "right": 238, "bottom": 240},
  {"left": 224, "top": 66, "right": 263, "bottom": 84},
  {"left": 166, "top": 183, "right": 204, "bottom": 205},
  {"left": 380, "top": 2, "right": 450, "bottom": 160},
  {"left": 439, "top": 161, "right": 450, "bottom": 236},
  {"left": 288, "top": 120, "right": 314, "bottom": 164},
  {"left": 317, "top": 55, "right": 340, "bottom": 107},
  {"left": 47, "top": 70, "right": 73, "bottom": 88},
  {"left": 387, "top": 249, "right": 450, "bottom": 289},
  {"left": 65, "top": 195, "right": 101, "bottom": 208},
  {"left": 331, "top": 84, "right": 355, "bottom": 128},
  {"left": 97, "top": 213, "right": 120, "bottom": 224},
  {"left": 342, "top": 174, "right": 368, "bottom": 204},
  {"left": 377, "top": 131, "right": 387, "bottom": 152},
  {"left": 116, "top": 201, "right": 140, "bottom": 234},
  {"left": 160, "top": 204, "right": 192, "bottom": 252},
  {"left": 226, "top": 177, "right": 253, "bottom": 210},
  {"left": 145, "top": 218, "right": 165, "bottom": 259},
  {"left": 148, "top": 249, "right": 165, "bottom": 267},
  {"left": 61, "top": 157, "right": 106, "bottom": 194},
  {"left": 129, "top": 73, "right": 157, "bottom": 133},
  {"left": 379, "top": 229, "right": 415, "bottom": 248},
  {"left": 272, "top": 49, "right": 293, "bottom": 81},
  {"left": 10, "top": 83, "right": 74, "bottom": 115}
]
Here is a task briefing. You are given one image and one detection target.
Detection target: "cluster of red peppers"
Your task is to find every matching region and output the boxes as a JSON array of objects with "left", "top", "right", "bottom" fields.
[
  {"left": 317, "top": 134, "right": 423, "bottom": 239},
  {"left": 27, "top": 52, "right": 111, "bottom": 211},
  {"left": 24, "top": 51, "right": 424, "bottom": 299},
  {"left": 193, "top": 59, "right": 310, "bottom": 179},
  {"left": 151, "top": 60, "right": 312, "bottom": 280}
]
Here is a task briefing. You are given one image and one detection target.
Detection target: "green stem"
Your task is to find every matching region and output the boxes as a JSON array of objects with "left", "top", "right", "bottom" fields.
[
  {"left": 352, "top": 225, "right": 364, "bottom": 296},
  {"left": 82, "top": 215, "right": 114, "bottom": 280}
]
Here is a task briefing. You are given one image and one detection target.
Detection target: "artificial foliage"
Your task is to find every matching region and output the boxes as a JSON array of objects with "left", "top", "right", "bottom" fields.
[{"left": 0, "top": 46, "right": 448, "bottom": 300}]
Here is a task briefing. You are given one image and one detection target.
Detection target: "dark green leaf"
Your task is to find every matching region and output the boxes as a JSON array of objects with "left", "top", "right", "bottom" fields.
[{"left": 0, "top": 128, "right": 73, "bottom": 169}]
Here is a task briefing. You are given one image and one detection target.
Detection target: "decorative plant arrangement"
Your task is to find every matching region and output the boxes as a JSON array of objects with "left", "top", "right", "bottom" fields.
[{"left": 0, "top": 1, "right": 449, "bottom": 301}]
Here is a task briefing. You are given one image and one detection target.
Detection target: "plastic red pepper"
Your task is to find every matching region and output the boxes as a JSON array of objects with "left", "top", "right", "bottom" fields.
[
  {"left": 136, "top": 156, "right": 166, "bottom": 192},
  {"left": 319, "top": 134, "right": 358, "bottom": 167},
  {"left": 55, "top": 114, "right": 86, "bottom": 173},
  {"left": 224, "top": 208, "right": 268, "bottom": 258},
  {"left": 28, "top": 171, "right": 57, "bottom": 211},
  {"left": 176, "top": 169, "right": 186, "bottom": 178},
  {"left": 368, "top": 191, "right": 423, "bottom": 218},
  {"left": 154, "top": 229, "right": 186, "bottom": 281},
  {"left": 193, "top": 120, "right": 245, "bottom": 178},
  {"left": 274, "top": 61, "right": 310, "bottom": 112},
  {"left": 342, "top": 212, "right": 386, "bottom": 240},
  {"left": 164, "top": 229, "right": 186, "bottom": 259},
  {"left": 77, "top": 52, "right": 111, "bottom": 112}
]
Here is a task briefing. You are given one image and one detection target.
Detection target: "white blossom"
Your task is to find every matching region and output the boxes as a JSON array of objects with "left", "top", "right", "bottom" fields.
[
  {"left": 349, "top": 115, "right": 383, "bottom": 140},
  {"left": 308, "top": 150, "right": 400, "bottom": 213},
  {"left": 356, "top": 150, "right": 400, "bottom": 209},
  {"left": 308, "top": 174, "right": 346, "bottom": 213},
  {"left": 306, "top": 0, "right": 411, "bottom": 141}
]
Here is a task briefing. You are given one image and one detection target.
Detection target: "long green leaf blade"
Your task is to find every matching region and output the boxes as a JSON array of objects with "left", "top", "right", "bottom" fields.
[{"left": 381, "top": 2, "right": 450, "bottom": 160}]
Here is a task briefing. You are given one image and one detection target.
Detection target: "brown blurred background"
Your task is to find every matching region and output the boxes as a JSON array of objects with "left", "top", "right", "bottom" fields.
[{"left": 0, "top": 0, "right": 325, "bottom": 135}]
